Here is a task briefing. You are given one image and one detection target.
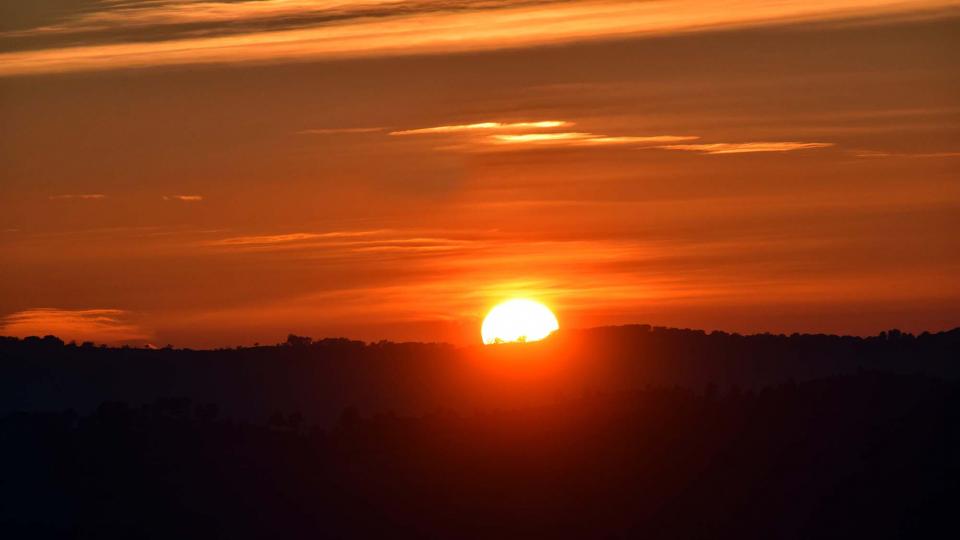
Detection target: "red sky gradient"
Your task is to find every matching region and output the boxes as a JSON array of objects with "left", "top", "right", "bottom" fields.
[{"left": 1, "top": 0, "right": 958, "bottom": 347}]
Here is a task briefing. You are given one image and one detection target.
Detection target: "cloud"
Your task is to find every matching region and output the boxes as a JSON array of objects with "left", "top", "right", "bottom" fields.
[
  {"left": 852, "top": 150, "right": 960, "bottom": 158},
  {"left": 49, "top": 193, "right": 106, "bottom": 200},
  {"left": 344, "top": 236, "right": 476, "bottom": 254},
  {"left": 390, "top": 121, "right": 571, "bottom": 136},
  {"left": 2, "top": 1, "right": 572, "bottom": 37},
  {"left": 204, "top": 230, "right": 386, "bottom": 248},
  {"left": 490, "top": 132, "right": 699, "bottom": 146},
  {"left": 200, "top": 229, "right": 490, "bottom": 256},
  {"left": 388, "top": 120, "right": 698, "bottom": 150},
  {"left": 1, "top": 308, "right": 150, "bottom": 344},
  {"left": 298, "top": 127, "right": 385, "bottom": 135},
  {"left": 490, "top": 132, "right": 592, "bottom": 143},
  {"left": 163, "top": 194, "right": 204, "bottom": 201},
  {"left": 658, "top": 142, "right": 835, "bottom": 154},
  {"left": 3, "top": 0, "right": 952, "bottom": 76}
]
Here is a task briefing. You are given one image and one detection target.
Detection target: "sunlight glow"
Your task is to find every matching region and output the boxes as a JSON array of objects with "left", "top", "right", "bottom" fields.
[{"left": 481, "top": 299, "right": 559, "bottom": 345}]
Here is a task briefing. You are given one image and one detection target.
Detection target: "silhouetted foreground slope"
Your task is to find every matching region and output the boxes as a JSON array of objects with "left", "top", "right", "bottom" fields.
[
  {"left": 1, "top": 326, "right": 958, "bottom": 538},
  {"left": 2, "top": 325, "right": 958, "bottom": 421}
]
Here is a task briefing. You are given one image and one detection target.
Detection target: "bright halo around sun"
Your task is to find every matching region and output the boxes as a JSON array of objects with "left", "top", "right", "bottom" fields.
[{"left": 481, "top": 299, "right": 559, "bottom": 345}]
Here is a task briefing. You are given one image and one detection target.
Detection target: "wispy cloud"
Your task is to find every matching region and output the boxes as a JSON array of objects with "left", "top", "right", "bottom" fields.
[
  {"left": 658, "top": 142, "right": 835, "bottom": 154},
  {"left": 3, "top": 0, "right": 569, "bottom": 37},
  {"left": 204, "top": 230, "right": 386, "bottom": 248},
  {"left": 1, "top": 308, "right": 150, "bottom": 344},
  {"left": 298, "top": 127, "right": 385, "bottom": 135},
  {"left": 390, "top": 120, "right": 699, "bottom": 150},
  {"left": 390, "top": 121, "right": 571, "bottom": 136},
  {"left": 852, "top": 150, "right": 960, "bottom": 158},
  {"left": 201, "top": 229, "right": 492, "bottom": 256},
  {"left": 49, "top": 193, "right": 106, "bottom": 200},
  {"left": 4, "top": 0, "right": 951, "bottom": 76},
  {"left": 490, "top": 133, "right": 699, "bottom": 146},
  {"left": 490, "top": 132, "right": 593, "bottom": 143},
  {"left": 163, "top": 194, "right": 204, "bottom": 202}
]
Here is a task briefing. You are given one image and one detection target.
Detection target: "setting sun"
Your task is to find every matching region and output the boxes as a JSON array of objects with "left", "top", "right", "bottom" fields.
[{"left": 481, "top": 299, "right": 559, "bottom": 344}]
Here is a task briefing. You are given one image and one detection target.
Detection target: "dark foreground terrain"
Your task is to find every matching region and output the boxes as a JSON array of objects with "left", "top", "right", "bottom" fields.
[{"left": 2, "top": 326, "right": 958, "bottom": 538}]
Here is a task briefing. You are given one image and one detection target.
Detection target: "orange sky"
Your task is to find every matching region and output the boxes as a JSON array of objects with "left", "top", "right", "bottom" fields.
[{"left": 1, "top": 0, "right": 959, "bottom": 346}]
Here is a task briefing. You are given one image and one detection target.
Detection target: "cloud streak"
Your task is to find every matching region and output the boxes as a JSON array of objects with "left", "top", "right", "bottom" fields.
[
  {"left": 852, "top": 150, "right": 960, "bottom": 158},
  {"left": 391, "top": 120, "right": 571, "bottom": 135},
  {"left": 388, "top": 119, "right": 699, "bottom": 150},
  {"left": 298, "top": 127, "right": 385, "bottom": 135},
  {"left": 659, "top": 142, "right": 835, "bottom": 154},
  {"left": 1, "top": 0, "right": 954, "bottom": 76},
  {"left": 204, "top": 230, "right": 387, "bottom": 248},
  {"left": 1, "top": 308, "right": 150, "bottom": 344},
  {"left": 163, "top": 194, "right": 204, "bottom": 201},
  {"left": 490, "top": 132, "right": 699, "bottom": 146},
  {"left": 49, "top": 193, "right": 106, "bottom": 200}
]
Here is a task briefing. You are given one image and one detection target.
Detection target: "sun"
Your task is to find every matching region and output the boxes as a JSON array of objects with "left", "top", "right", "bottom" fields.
[{"left": 481, "top": 299, "right": 559, "bottom": 345}]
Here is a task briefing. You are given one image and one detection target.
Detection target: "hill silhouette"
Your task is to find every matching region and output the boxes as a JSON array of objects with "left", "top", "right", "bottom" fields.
[
  {"left": 1, "top": 325, "right": 958, "bottom": 538},
  {"left": 2, "top": 325, "right": 958, "bottom": 421}
]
